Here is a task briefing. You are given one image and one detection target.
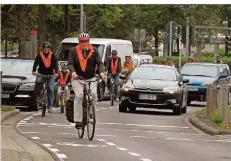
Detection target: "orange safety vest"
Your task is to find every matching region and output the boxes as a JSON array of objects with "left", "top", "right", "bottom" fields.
[
  {"left": 59, "top": 72, "right": 70, "bottom": 85},
  {"left": 123, "top": 61, "right": 133, "bottom": 72},
  {"left": 166, "top": 61, "right": 174, "bottom": 66},
  {"left": 76, "top": 45, "right": 94, "bottom": 72},
  {"left": 40, "top": 51, "right": 52, "bottom": 68},
  {"left": 111, "top": 57, "right": 118, "bottom": 75}
]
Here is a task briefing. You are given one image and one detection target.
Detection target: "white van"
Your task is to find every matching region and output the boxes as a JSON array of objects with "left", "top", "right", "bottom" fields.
[{"left": 56, "top": 38, "right": 133, "bottom": 100}]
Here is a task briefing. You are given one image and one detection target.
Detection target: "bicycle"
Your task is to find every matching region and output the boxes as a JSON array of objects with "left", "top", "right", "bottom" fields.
[
  {"left": 36, "top": 74, "right": 54, "bottom": 117},
  {"left": 110, "top": 76, "right": 116, "bottom": 106},
  {"left": 74, "top": 75, "right": 98, "bottom": 141},
  {"left": 58, "top": 85, "right": 66, "bottom": 114}
]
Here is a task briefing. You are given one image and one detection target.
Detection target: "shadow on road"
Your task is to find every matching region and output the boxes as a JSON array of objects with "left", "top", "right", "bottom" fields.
[{"left": 129, "top": 109, "right": 175, "bottom": 116}]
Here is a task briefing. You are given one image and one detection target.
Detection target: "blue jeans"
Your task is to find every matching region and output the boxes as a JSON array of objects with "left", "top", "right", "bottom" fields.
[
  {"left": 35, "top": 75, "right": 55, "bottom": 107},
  {"left": 107, "top": 74, "right": 119, "bottom": 97}
]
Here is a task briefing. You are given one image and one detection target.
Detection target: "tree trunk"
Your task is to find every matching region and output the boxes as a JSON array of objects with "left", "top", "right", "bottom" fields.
[
  {"left": 154, "top": 27, "right": 159, "bottom": 56},
  {"left": 38, "top": 5, "right": 48, "bottom": 50},
  {"left": 17, "top": 5, "right": 26, "bottom": 58},
  {"left": 64, "top": 5, "right": 69, "bottom": 37}
]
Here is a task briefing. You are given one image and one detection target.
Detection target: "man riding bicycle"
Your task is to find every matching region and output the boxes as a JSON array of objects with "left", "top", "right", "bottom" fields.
[
  {"left": 107, "top": 50, "right": 122, "bottom": 102},
  {"left": 55, "top": 64, "right": 71, "bottom": 106},
  {"left": 67, "top": 33, "right": 105, "bottom": 128},
  {"left": 32, "top": 42, "right": 59, "bottom": 113}
]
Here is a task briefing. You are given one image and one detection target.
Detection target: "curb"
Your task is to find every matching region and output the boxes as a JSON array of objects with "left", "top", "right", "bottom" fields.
[
  {"left": 189, "top": 113, "right": 231, "bottom": 135},
  {"left": 1, "top": 109, "right": 20, "bottom": 123},
  {"left": 14, "top": 112, "right": 60, "bottom": 161}
]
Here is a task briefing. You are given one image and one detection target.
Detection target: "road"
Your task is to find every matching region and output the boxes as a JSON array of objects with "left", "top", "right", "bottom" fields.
[{"left": 17, "top": 101, "right": 231, "bottom": 161}]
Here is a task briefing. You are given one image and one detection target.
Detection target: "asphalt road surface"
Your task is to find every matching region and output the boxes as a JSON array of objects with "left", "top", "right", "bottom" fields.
[{"left": 17, "top": 101, "right": 231, "bottom": 161}]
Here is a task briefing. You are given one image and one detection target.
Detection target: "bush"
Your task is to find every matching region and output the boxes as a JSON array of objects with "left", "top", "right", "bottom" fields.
[{"left": 212, "top": 110, "right": 223, "bottom": 124}]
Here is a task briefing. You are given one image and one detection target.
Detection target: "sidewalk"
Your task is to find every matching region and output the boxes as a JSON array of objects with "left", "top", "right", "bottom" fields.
[{"left": 1, "top": 111, "right": 55, "bottom": 161}]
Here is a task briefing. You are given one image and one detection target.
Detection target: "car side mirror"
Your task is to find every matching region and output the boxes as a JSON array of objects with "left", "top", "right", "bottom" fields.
[
  {"left": 219, "top": 74, "right": 228, "bottom": 79},
  {"left": 182, "top": 79, "right": 189, "bottom": 83}
]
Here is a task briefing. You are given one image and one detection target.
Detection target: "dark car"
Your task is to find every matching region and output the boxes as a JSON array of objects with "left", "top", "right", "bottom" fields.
[
  {"left": 180, "top": 62, "right": 229, "bottom": 105},
  {"left": 1, "top": 58, "right": 38, "bottom": 111},
  {"left": 119, "top": 64, "right": 189, "bottom": 115}
]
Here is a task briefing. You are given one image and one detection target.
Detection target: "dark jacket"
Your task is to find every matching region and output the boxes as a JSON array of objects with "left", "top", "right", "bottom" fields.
[
  {"left": 68, "top": 46, "right": 105, "bottom": 79},
  {"left": 55, "top": 71, "right": 71, "bottom": 84},
  {"left": 32, "top": 52, "right": 58, "bottom": 75},
  {"left": 107, "top": 57, "right": 122, "bottom": 74}
]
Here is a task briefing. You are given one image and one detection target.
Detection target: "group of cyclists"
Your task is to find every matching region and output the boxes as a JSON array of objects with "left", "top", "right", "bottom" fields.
[{"left": 32, "top": 32, "right": 134, "bottom": 128}]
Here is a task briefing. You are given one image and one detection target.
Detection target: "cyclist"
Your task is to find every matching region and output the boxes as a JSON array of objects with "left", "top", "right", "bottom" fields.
[
  {"left": 32, "top": 42, "right": 59, "bottom": 113},
  {"left": 122, "top": 55, "right": 134, "bottom": 74},
  {"left": 188, "top": 56, "right": 194, "bottom": 63},
  {"left": 55, "top": 64, "right": 71, "bottom": 106},
  {"left": 67, "top": 33, "right": 105, "bottom": 128},
  {"left": 166, "top": 56, "right": 174, "bottom": 66},
  {"left": 215, "top": 55, "right": 223, "bottom": 64},
  {"left": 107, "top": 50, "right": 122, "bottom": 102}
]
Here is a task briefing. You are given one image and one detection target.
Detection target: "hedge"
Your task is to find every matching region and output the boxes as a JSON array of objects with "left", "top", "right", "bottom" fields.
[{"left": 153, "top": 56, "right": 231, "bottom": 69}]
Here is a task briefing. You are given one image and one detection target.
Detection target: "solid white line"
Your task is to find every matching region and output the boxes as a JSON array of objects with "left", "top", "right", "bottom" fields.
[
  {"left": 49, "top": 148, "right": 60, "bottom": 152},
  {"left": 20, "top": 120, "right": 27, "bottom": 123},
  {"left": 114, "top": 129, "right": 138, "bottom": 132},
  {"left": 165, "top": 138, "right": 194, "bottom": 141},
  {"left": 97, "top": 139, "right": 106, "bottom": 142},
  {"left": 95, "top": 135, "right": 119, "bottom": 137},
  {"left": 105, "top": 142, "right": 116, "bottom": 146},
  {"left": 98, "top": 122, "right": 189, "bottom": 129},
  {"left": 141, "top": 158, "right": 152, "bottom": 161},
  {"left": 21, "top": 132, "right": 47, "bottom": 134},
  {"left": 116, "top": 147, "right": 128, "bottom": 151},
  {"left": 32, "top": 137, "right": 40, "bottom": 140},
  {"left": 128, "top": 152, "right": 142, "bottom": 156},
  {"left": 204, "top": 140, "right": 231, "bottom": 142},
  {"left": 56, "top": 154, "right": 67, "bottom": 159},
  {"left": 42, "top": 144, "right": 52, "bottom": 147},
  {"left": 130, "top": 136, "right": 156, "bottom": 139}
]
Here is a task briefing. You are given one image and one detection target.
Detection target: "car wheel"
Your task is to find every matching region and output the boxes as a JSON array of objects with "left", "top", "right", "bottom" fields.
[
  {"left": 187, "top": 100, "right": 191, "bottom": 106},
  {"left": 128, "top": 106, "right": 136, "bottom": 113},
  {"left": 97, "top": 82, "right": 105, "bottom": 102},
  {"left": 181, "top": 104, "right": 187, "bottom": 113},
  {"left": 30, "top": 101, "right": 39, "bottom": 111},
  {"left": 173, "top": 107, "right": 181, "bottom": 115},
  {"left": 119, "top": 104, "right": 127, "bottom": 112}
]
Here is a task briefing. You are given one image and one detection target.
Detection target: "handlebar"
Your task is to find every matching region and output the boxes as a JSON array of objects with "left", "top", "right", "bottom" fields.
[
  {"left": 74, "top": 75, "right": 100, "bottom": 83},
  {"left": 37, "top": 74, "right": 55, "bottom": 78}
]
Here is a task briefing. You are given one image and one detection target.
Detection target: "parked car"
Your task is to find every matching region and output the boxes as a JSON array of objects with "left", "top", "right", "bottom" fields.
[
  {"left": 1, "top": 58, "right": 38, "bottom": 111},
  {"left": 119, "top": 64, "right": 189, "bottom": 115},
  {"left": 180, "top": 62, "right": 230, "bottom": 105}
]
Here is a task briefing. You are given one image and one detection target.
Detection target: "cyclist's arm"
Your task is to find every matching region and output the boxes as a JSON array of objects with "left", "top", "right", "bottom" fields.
[
  {"left": 95, "top": 49, "right": 105, "bottom": 73},
  {"left": 32, "top": 54, "right": 40, "bottom": 72},
  {"left": 117, "top": 58, "right": 122, "bottom": 73},
  {"left": 67, "top": 73, "right": 72, "bottom": 83},
  {"left": 67, "top": 48, "right": 75, "bottom": 73},
  {"left": 52, "top": 55, "right": 59, "bottom": 74}
]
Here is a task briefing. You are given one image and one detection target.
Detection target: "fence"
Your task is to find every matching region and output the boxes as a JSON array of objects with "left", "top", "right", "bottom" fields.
[{"left": 206, "top": 77, "right": 230, "bottom": 126}]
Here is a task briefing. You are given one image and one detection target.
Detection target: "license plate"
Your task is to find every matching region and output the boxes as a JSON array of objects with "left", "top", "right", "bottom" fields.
[
  {"left": 139, "top": 94, "right": 156, "bottom": 100},
  {"left": 2, "top": 93, "right": 9, "bottom": 98},
  {"left": 188, "top": 88, "right": 198, "bottom": 91}
]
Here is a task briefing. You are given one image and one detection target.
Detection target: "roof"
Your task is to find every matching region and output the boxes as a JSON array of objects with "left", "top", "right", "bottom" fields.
[
  {"left": 61, "top": 38, "right": 132, "bottom": 45},
  {"left": 1, "top": 57, "right": 34, "bottom": 62},
  {"left": 183, "top": 62, "right": 221, "bottom": 67},
  {"left": 138, "top": 64, "right": 174, "bottom": 69}
]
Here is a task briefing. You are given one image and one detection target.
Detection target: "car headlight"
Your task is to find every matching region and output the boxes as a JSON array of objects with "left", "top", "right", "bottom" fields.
[
  {"left": 122, "top": 84, "right": 134, "bottom": 91},
  {"left": 163, "top": 87, "right": 179, "bottom": 94},
  {"left": 19, "top": 83, "right": 35, "bottom": 91}
]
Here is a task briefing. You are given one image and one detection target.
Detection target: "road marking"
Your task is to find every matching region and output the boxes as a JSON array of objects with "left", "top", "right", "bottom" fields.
[
  {"left": 24, "top": 117, "right": 33, "bottom": 121},
  {"left": 165, "top": 138, "right": 194, "bottom": 141},
  {"left": 49, "top": 148, "right": 59, "bottom": 152},
  {"left": 114, "top": 129, "right": 138, "bottom": 132},
  {"left": 204, "top": 139, "right": 231, "bottom": 143},
  {"left": 96, "top": 109, "right": 100, "bottom": 111},
  {"left": 105, "top": 142, "right": 116, "bottom": 146},
  {"left": 21, "top": 132, "right": 48, "bottom": 134},
  {"left": 128, "top": 152, "right": 142, "bottom": 156},
  {"left": 130, "top": 136, "right": 156, "bottom": 139},
  {"left": 95, "top": 135, "right": 119, "bottom": 137},
  {"left": 116, "top": 147, "right": 128, "bottom": 151},
  {"left": 57, "top": 133, "right": 77, "bottom": 136},
  {"left": 97, "top": 139, "right": 106, "bottom": 142},
  {"left": 42, "top": 144, "right": 52, "bottom": 147},
  {"left": 20, "top": 120, "right": 27, "bottom": 123},
  {"left": 56, "top": 154, "right": 67, "bottom": 159},
  {"left": 32, "top": 137, "right": 40, "bottom": 140},
  {"left": 57, "top": 142, "right": 106, "bottom": 147},
  {"left": 98, "top": 122, "right": 189, "bottom": 129},
  {"left": 141, "top": 158, "right": 152, "bottom": 161}
]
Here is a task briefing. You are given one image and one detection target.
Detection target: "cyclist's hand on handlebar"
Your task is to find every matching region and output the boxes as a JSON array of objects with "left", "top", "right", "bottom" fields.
[
  {"left": 72, "top": 72, "right": 78, "bottom": 79},
  {"left": 55, "top": 73, "right": 59, "bottom": 77},
  {"left": 100, "top": 72, "right": 106, "bottom": 79},
  {"left": 32, "top": 72, "right": 37, "bottom": 76},
  {"left": 68, "top": 83, "right": 71, "bottom": 86}
]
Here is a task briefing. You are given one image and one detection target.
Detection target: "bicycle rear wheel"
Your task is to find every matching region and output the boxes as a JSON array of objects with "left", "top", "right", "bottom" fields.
[
  {"left": 87, "top": 102, "right": 96, "bottom": 141},
  {"left": 60, "top": 96, "right": 65, "bottom": 114},
  {"left": 111, "top": 85, "right": 114, "bottom": 106},
  {"left": 77, "top": 125, "right": 85, "bottom": 138},
  {"left": 41, "top": 89, "right": 46, "bottom": 117}
]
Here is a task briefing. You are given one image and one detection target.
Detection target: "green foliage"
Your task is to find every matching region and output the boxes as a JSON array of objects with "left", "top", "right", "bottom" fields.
[
  {"left": 212, "top": 110, "right": 223, "bottom": 124},
  {"left": 1, "top": 106, "right": 15, "bottom": 112}
]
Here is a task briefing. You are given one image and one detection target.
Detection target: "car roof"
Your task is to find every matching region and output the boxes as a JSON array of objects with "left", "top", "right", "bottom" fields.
[
  {"left": 138, "top": 64, "right": 175, "bottom": 69},
  {"left": 61, "top": 38, "right": 132, "bottom": 45},
  {"left": 1, "top": 57, "right": 34, "bottom": 62},
  {"left": 183, "top": 62, "right": 221, "bottom": 67}
]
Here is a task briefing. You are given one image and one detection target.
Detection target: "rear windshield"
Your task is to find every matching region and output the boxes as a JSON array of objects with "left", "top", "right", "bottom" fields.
[{"left": 56, "top": 43, "right": 105, "bottom": 61}]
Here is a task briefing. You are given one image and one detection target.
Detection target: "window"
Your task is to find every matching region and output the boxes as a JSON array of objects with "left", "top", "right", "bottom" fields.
[
  {"left": 220, "top": 66, "right": 228, "bottom": 75},
  {"left": 104, "top": 45, "right": 111, "bottom": 67},
  {"left": 181, "top": 64, "right": 218, "bottom": 77}
]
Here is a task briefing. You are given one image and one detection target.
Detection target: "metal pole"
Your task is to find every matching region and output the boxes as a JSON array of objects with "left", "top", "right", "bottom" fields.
[
  {"left": 80, "top": 4, "right": 84, "bottom": 33},
  {"left": 139, "top": 29, "right": 142, "bottom": 53},
  {"left": 169, "top": 21, "right": 172, "bottom": 57},
  {"left": 186, "top": 18, "right": 190, "bottom": 60}
]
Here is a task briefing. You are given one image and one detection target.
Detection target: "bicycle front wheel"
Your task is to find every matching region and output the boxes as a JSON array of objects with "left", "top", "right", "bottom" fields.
[
  {"left": 87, "top": 103, "right": 96, "bottom": 141},
  {"left": 111, "top": 85, "right": 115, "bottom": 106},
  {"left": 77, "top": 125, "right": 85, "bottom": 139}
]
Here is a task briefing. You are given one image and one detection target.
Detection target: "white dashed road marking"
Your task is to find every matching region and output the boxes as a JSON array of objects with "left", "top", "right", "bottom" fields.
[
  {"left": 141, "top": 158, "right": 152, "bottom": 161},
  {"left": 165, "top": 138, "right": 194, "bottom": 141},
  {"left": 49, "top": 148, "right": 60, "bottom": 152},
  {"left": 106, "top": 142, "right": 116, "bottom": 146},
  {"left": 21, "top": 132, "right": 48, "bottom": 134},
  {"left": 97, "top": 139, "right": 106, "bottom": 142},
  {"left": 116, "top": 147, "right": 128, "bottom": 151},
  {"left": 31, "top": 137, "right": 40, "bottom": 140},
  {"left": 95, "top": 135, "right": 119, "bottom": 137},
  {"left": 128, "top": 152, "right": 142, "bottom": 157},
  {"left": 130, "top": 136, "right": 156, "bottom": 139},
  {"left": 56, "top": 154, "right": 67, "bottom": 159},
  {"left": 204, "top": 139, "right": 231, "bottom": 143},
  {"left": 42, "top": 144, "right": 67, "bottom": 161}
]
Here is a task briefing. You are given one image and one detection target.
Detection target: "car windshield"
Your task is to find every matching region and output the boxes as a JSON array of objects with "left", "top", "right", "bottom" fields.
[
  {"left": 130, "top": 66, "right": 177, "bottom": 81},
  {"left": 181, "top": 64, "right": 218, "bottom": 77},
  {"left": 57, "top": 43, "right": 105, "bottom": 61},
  {"left": 1, "top": 59, "right": 34, "bottom": 76},
  {"left": 134, "top": 59, "right": 138, "bottom": 66}
]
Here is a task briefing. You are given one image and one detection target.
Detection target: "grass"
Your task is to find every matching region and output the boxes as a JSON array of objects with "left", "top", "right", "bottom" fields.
[
  {"left": 196, "top": 106, "right": 231, "bottom": 131},
  {"left": 1, "top": 106, "right": 16, "bottom": 112}
]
